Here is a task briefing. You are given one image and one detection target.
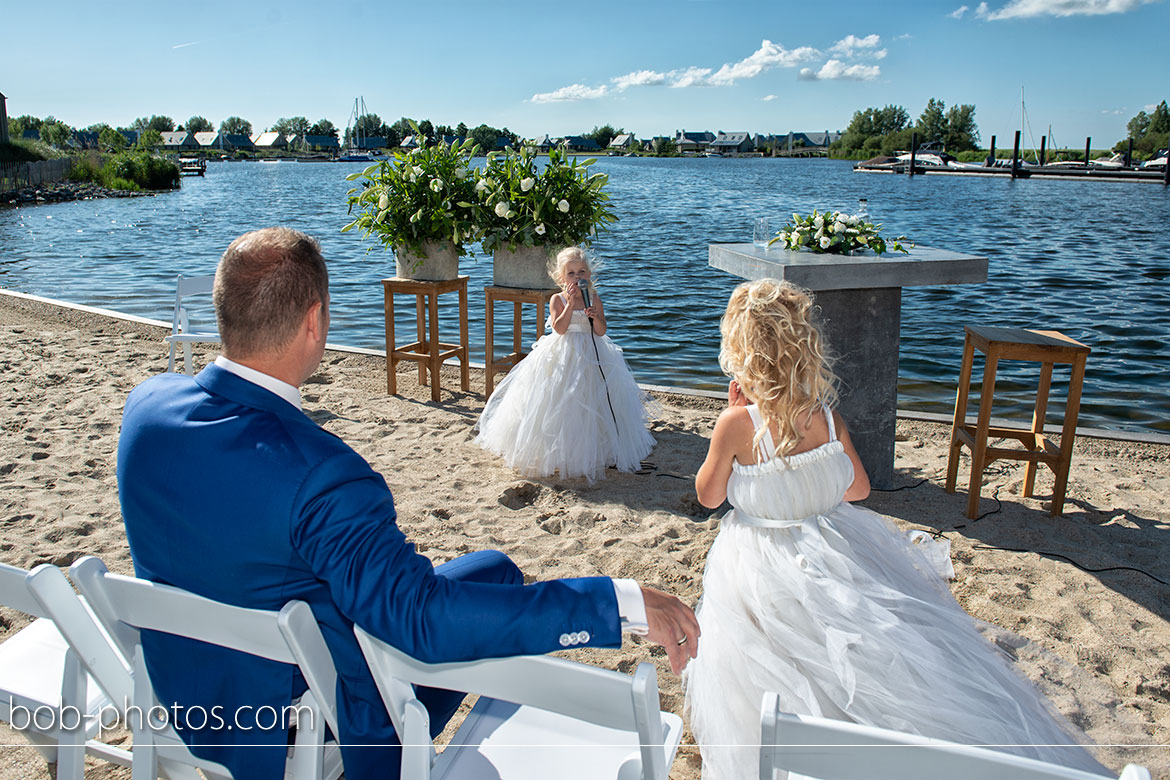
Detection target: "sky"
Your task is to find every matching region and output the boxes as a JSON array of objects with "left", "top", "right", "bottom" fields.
[{"left": 3, "top": 0, "right": 1167, "bottom": 148}]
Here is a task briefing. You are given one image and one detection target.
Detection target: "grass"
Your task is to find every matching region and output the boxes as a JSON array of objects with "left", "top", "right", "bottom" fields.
[{"left": 69, "top": 150, "right": 180, "bottom": 191}]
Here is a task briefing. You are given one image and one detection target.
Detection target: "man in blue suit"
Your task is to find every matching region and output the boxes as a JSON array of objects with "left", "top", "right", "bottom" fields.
[{"left": 117, "top": 227, "right": 698, "bottom": 780}]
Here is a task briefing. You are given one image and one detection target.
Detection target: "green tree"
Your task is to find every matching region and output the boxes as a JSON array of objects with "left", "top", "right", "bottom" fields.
[
  {"left": 40, "top": 118, "right": 72, "bottom": 147},
  {"left": 470, "top": 124, "right": 506, "bottom": 151},
  {"left": 942, "top": 104, "right": 980, "bottom": 152},
  {"left": 132, "top": 115, "right": 174, "bottom": 132},
  {"left": 309, "top": 118, "right": 337, "bottom": 137},
  {"left": 99, "top": 126, "right": 128, "bottom": 152},
  {"left": 417, "top": 119, "right": 434, "bottom": 139},
  {"left": 136, "top": 128, "right": 164, "bottom": 149},
  {"left": 8, "top": 114, "right": 42, "bottom": 138},
  {"left": 219, "top": 116, "right": 252, "bottom": 135},
  {"left": 1149, "top": 100, "right": 1170, "bottom": 134},
  {"left": 916, "top": 98, "right": 947, "bottom": 145},
  {"left": 455, "top": 122, "right": 468, "bottom": 138},
  {"left": 653, "top": 137, "right": 678, "bottom": 156},
  {"left": 350, "top": 113, "right": 385, "bottom": 145},
  {"left": 1127, "top": 111, "right": 1151, "bottom": 139},
  {"left": 186, "top": 115, "right": 214, "bottom": 133},
  {"left": 585, "top": 124, "right": 622, "bottom": 149}
]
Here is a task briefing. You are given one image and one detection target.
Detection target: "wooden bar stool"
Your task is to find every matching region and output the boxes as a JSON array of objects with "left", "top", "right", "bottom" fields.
[
  {"left": 483, "top": 285, "right": 558, "bottom": 398},
  {"left": 945, "top": 325, "right": 1090, "bottom": 518},
  {"left": 382, "top": 276, "right": 470, "bottom": 402}
]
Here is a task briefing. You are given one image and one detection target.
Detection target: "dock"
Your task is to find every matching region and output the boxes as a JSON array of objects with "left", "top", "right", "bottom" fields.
[
  {"left": 854, "top": 160, "right": 1167, "bottom": 182},
  {"left": 178, "top": 158, "right": 206, "bottom": 176}
]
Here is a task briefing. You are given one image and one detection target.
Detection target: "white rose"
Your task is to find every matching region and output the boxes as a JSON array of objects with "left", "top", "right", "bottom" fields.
[
  {"left": 378, "top": 193, "right": 389, "bottom": 210},
  {"left": 834, "top": 221, "right": 846, "bottom": 234},
  {"left": 455, "top": 168, "right": 467, "bottom": 179},
  {"left": 495, "top": 202, "right": 510, "bottom": 218},
  {"left": 535, "top": 223, "right": 546, "bottom": 235},
  {"left": 412, "top": 165, "right": 423, "bottom": 177},
  {"left": 819, "top": 236, "right": 831, "bottom": 249},
  {"left": 557, "top": 199, "right": 570, "bottom": 213},
  {"left": 814, "top": 216, "right": 824, "bottom": 228},
  {"left": 430, "top": 179, "right": 444, "bottom": 192},
  {"left": 475, "top": 179, "right": 488, "bottom": 193},
  {"left": 520, "top": 177, "right": 535, "bottom": 192}
]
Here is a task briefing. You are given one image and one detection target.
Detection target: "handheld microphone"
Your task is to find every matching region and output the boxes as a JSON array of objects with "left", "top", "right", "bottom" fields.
[{"left": 577, "top": 278, "right": 591, "bottom": 309}]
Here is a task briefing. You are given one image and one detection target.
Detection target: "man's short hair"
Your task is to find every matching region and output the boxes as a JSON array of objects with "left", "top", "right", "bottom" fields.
[{"left": 214, "top": 228, "right": 329, "bottom": 358}]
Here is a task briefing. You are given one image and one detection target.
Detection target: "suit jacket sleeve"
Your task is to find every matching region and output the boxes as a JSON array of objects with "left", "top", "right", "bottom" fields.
[{"left": 289, "top": 447, "right": 621, "bottom": 662}]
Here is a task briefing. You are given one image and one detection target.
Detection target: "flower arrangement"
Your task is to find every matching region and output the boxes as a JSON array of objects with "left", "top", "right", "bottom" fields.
[
  {"left": 475, "top": 147, "right": 617, "bottom": 253},
  {"left": 769, "top": 210, "right": 910, "bottom": 255},
  {"left": 343, "top": 128, "right": 481, "bottom": 259}
]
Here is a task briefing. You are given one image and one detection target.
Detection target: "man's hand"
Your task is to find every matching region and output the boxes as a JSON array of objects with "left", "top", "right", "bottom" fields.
[{"left": 641, "top": 585, "right": 699, "bottom": 674}]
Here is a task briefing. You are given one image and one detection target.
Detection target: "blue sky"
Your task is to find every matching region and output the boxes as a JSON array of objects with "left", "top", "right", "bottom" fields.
[{"left": 3, "top": 0, "right": 1166, "bottom": 147}]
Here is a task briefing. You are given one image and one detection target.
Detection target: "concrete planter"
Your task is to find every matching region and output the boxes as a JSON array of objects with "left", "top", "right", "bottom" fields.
[
  {"left": 492, "top": 245, "right": 557, "bottom": 289},
  {"left": 395, "top": 241, "right": 459, "bottom": 281}
]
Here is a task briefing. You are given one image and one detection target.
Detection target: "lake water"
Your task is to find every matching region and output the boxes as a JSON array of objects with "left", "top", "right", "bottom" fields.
[{"left": 1, "top": 157, "right": 1167, "bottom": 434}]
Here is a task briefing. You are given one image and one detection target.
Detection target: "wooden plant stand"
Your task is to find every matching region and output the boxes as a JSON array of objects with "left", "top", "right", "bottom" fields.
[
  {"left": 483, "top": 285, "right": 559, "bottom": 398},
  {"left": 382, "top": 276, "right": 469, "bottom": 402}
]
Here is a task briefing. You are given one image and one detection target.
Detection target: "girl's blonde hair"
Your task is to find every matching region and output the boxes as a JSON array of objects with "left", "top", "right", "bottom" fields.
[
  {"left": 551, "top": 246, "right": 595, "bottom": 293},
  {"left": 719, "top": 279, "right": 838, "bottom": 457}
]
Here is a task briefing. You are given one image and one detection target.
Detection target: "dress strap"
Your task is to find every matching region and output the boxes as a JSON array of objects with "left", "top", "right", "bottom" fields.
[
  {"left": 745, "top": 404, "right": 777, "bottom": 461},
  {"left": 823, "top": 403, "right": 837, "bottom": 442}
]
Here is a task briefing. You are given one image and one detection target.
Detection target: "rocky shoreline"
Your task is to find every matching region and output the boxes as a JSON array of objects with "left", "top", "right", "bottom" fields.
[{"left": 0, "top": 181, "right": 158, "bottom": 206}]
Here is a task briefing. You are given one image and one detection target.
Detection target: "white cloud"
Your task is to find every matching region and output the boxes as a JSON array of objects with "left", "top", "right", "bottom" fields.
[
  {"left": 982, "top": 0, "right": 1154, "bottom": 18},
  {"left": 950, "top": 4, "right": 970, "bottom": 16},
  {"left": 611, "top": 69, "right": 667, "bottom": 90},
  {"left": 975, "top": 2, "right": 991, "bottom": 16},
  {"left": 668, "top": 66, "right": 715, "bottom": 88},
  {"left": 763, "top": 94, "right": 778, "bottom": 101},
  {"left": 893, "top": 32, "right": 913, "bottom": 40},
  {"left": 829, "top": 34, "right": 882, "bottom": 58},
  {"left": 800, "top": 60, "right": 881, "bottom": 81},
  {"left": 873, "top": 49, "right": 888, "bottom": 59},
  {"left": 529, "top": 83, "right": 609, "bottom": 103},
  {"left": 1145, "top": 103, "right": 1159, "bottom": 112},
  {"left": 1101, "top": 108, "right": 1127, "bottom": 115},
  {"left": 706, "top": 40, "right": 821, "bottom": 85}
]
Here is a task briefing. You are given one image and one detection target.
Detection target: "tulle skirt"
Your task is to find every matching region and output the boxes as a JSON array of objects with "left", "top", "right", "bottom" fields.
[
  {"left": 684, "top": 504, "right": 1105, "bottom": 780},
  {"left": 475, "top": 327, "right": 654, "bottom": 483}
]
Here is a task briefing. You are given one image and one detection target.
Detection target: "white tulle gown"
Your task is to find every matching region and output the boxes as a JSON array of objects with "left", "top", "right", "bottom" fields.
[
  {"left": 475, "top": 309, "right": 654, "bottom": 482},
  {"left": 684, "top": 404, "right": 1104, "bottom": 780}
]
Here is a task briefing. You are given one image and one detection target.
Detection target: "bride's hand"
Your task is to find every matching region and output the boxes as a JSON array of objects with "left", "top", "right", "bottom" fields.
[{"left": 728, "top": 380, "right": 748, "bottom": 407}]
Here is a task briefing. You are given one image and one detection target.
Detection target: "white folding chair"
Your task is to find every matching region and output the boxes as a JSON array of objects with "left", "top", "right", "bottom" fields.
[
  {"left": 354, "top": 625, "right": 683, "bottom": 780},
  {"left": 0, "top": 562, "right": 131, "bottom": 780},
  {"left": 164, "top": 274, "right": 220, "bottom": 374},
  {"left": 759, "top": 691, "right": 1151, "bottom": 780},
  {"left": 69, "top": 556, "right": 343, "bottom": 780}
]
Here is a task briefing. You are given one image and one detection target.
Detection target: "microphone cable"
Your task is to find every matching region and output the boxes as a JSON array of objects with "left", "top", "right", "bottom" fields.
[{"left": 579, "top": 280, "right": 619, "bottom": 431}]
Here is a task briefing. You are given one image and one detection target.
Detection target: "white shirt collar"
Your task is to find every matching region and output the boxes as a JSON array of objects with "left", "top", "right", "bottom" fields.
[{"left": 214, "top": 355, "right": 302, "bottom": 410}]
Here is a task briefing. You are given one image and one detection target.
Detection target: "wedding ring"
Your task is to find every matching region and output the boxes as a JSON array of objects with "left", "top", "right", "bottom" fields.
[{"left": 676, "top": 636, "right": 688, "bottom": 646}]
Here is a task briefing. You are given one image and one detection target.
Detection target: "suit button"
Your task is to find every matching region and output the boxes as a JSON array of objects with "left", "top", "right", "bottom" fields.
[
  {"left": 577, "top": 631, "right": 590, "bottom": 644},
  {"left": 559, "top": 633, "right": 571, "bottom": 647}
]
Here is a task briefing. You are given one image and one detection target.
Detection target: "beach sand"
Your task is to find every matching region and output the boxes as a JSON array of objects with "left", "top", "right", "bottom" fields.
[{"left": 1, "top": 291, "right": 1167, "bottom": 779}]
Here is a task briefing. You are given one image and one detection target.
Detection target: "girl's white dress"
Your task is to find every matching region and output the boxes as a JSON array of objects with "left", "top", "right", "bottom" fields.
[
  {"left": 684, "top": 404, "right": 1104, "bottom": 780},
  {"left": 475, "top": 309, "right": 654, "bottom": 482}
]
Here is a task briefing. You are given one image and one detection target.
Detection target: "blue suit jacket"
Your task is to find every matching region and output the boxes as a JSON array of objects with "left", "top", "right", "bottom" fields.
[{"left": 117, "top": 364, "right": 620, "bottom": 779}]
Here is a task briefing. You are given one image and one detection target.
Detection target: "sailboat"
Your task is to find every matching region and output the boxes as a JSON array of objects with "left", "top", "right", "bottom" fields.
[{"left": 339, "top": 96, "right": 375, "bottom": 162}]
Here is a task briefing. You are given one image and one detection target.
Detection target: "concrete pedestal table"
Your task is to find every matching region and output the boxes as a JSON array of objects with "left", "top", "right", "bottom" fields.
[{"left": 708, "top": 243, "right": 987, "bottom": 489}]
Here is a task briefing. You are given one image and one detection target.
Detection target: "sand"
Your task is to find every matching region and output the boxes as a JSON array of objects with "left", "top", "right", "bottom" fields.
[{"left": 0, "top": 290, "right": 1167, "bottom": 779}]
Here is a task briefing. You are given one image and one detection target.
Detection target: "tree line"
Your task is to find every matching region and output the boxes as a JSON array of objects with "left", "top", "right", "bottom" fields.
[{"left": 831, "top": 98, "right": 979, "bottom": 159}]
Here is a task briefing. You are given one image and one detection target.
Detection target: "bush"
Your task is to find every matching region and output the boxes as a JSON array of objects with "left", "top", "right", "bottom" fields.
[
  {"left": 0, "top": 139, "right": 55, "bottom": 163},
  {"left": 66, "top": 150, "right": 179, "bottom": 191}
]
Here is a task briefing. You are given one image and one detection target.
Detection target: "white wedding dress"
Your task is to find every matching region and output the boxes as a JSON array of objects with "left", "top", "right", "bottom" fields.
[
  {"left": 684, "top": 404, "right": 1104, "bottom": 780},
  {"left": 475, "top": 309, "right": 654, "bottom": 482}
]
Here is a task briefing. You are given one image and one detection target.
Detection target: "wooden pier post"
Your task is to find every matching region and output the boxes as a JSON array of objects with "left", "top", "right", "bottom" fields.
[
  {"left": 1084, "top": 137, "right": 1091, "bottom": 167},
  {"left": 1039, "top": 136, "right": 1046, "bottom": 167},
  {"left": 1126, "top": 138, "right": 1134, "bottom": 167},
  {"left": 1164, "top": 156, "right": 1169, "bottom": 186},
  {"left": 1011, "top": 131, "right": 1021, "bottom": 180},
  {"left": 909, "top": 132, "right": 917, "bottom": 176}
]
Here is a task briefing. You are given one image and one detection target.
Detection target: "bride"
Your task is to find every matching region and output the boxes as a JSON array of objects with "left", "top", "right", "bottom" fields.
[{"left": 683, "top": 279, "right": 1104, "bottom": 780}]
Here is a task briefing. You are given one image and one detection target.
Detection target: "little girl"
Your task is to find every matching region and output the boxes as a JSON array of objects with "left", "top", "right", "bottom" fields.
[
  {"left": 684, "top": 279, "right": 1104, "bottom": 780},
  {"left": 475, "top": 247, "right": 654, "bottom": 482}
]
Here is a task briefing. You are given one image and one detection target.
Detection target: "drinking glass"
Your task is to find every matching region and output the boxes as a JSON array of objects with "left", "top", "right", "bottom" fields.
[{"left": 752, "top": 217, "right": 771, "bottom": 248}]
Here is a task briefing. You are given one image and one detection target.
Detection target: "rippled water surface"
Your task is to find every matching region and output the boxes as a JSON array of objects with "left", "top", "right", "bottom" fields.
[{"left": 2, "top": 158, "right": 1167, "bottom": 433}]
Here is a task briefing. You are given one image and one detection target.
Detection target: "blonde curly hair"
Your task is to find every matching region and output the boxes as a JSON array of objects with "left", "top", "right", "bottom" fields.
[{"left": 719, "top": 279, "right": 838, "bottom": 457}]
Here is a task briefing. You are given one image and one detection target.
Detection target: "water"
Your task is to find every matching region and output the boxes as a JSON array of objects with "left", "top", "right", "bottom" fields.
[{"left": 2, "top": 158, "right": 1168, "bottom": 434}]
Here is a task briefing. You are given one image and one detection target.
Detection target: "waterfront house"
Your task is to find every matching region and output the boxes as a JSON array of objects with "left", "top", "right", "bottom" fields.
[
  {"left": 608, "top": 133, "right": 638, "bottom": 151},
  {"left": 194, "top": 131, "right": 223, "bottom": 150},
  {"left": 119, "top": 129, "right": 140, "bottom": 147},
  {"left": 674, "top": 130, "right": 716, "bottom": 153},
  {"left": 529, "top": 134, "right": 555, "bottom": 153},
  {"left": 787, "top": 131, "right": 841, "bottom": 148},
  {"left": 302, "top": 134, "right": 340, "bottom": 152},
  {"left": 70, "top": 130, "right": 101, "bottom": 150},
  {"left": 252, "top": 131, "right": 287, "bottom": 150},
  {"left": 223, "top": 134, "right": 254, "bottom": 152},
  {"left": 160, "top": 131, "right": 198, "bottom": 151},
  {"left": 709, "top": 132, "right": 755, "bottom": 156},
  {"left": 400, "top": 134, "right": 419, "bottom": 149},
  {"left": 562, "top": 135, "right": 601, "bottom": 152},
  {"left": 356, "top": 136, "right": 387, "bottom": 150}
]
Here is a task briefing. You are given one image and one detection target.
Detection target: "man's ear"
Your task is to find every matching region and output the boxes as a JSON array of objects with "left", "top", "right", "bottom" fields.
[{"left": 304, "top": 301, "right": 325, "bottom": 343}]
